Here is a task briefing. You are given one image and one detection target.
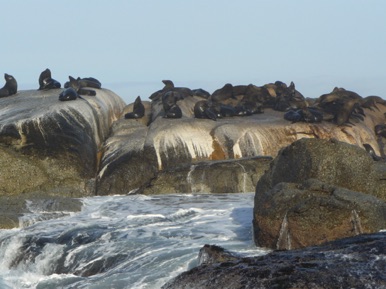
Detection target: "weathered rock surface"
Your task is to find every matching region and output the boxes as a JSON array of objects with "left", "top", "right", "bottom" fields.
[
  {"left": 97, "top": 93, "right": 386, "bottom": 195},
  {"left": 137, "top": 157, "right": 272, "bottom": 195},
  {"left": 0, "top": 89, "right": 125, "bottom": 227},
  {"left": 253, "top": 138, "right": 386, "bottom": 249},
  {"left": 162, "top": 232, "right": 386, "bottom": 289},
  {"left": 0, "top": 88, "right": 124, "bottom": 196}
]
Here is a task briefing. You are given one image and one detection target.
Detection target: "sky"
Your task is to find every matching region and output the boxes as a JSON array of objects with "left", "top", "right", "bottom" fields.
[{"left": 1, "top": 0, "right": 386, "bottom": 104}]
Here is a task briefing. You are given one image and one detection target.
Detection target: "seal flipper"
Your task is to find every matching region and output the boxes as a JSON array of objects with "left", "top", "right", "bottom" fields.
[
  {"left": 164, "top": 104, "right": 182, "bottom": 119},
  {"left": 204, "top": 108, "right": 217, "bottom": 121},
  {"left": 78, "top": 88, "right": 96, "bottom": 96}
]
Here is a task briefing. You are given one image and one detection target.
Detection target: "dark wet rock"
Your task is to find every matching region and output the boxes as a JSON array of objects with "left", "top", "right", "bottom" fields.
[
  {"left": 198, "top": 244, "right": 241, "bottom": 265},
  {"left": 138, "top": 157, "right": 272, "bottom": 195},
  {"left": 253, "top": 138, "right": 386, "bottom": 249},
  {"left": 162, "top": 232, "right": 386, "bottom": 289},
  {"left": 0, "top": 194, "right": 82, "bottom": 229}
]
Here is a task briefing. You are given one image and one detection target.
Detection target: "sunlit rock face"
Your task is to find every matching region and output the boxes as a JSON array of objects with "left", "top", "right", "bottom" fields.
[
  {"left": 146, "top": 99, "right": 385, "bottom": 169},
  {"left": 253, "top": 138, "right": 386, "bottom": 249},
  {"left": 97, "top": 93, "right": 385, "bottom": 195},
  {"left": 0, "top": 89, "right": 125, "bottom": 197},
  {"left": 96, "top": 117, "right": 157, "bottom": 195}
]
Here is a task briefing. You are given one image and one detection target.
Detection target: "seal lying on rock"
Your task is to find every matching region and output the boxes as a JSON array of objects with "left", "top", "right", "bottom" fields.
[
  {"left": 64, "top": 76, "right": 101, "bottom": 96},
  {"left": 163, "top": 104, "right": 182, "bottom": 119},
  {"left": 0, "top": 73, "right": 17, "bottom": 97},
  {"left": 314, "top": 88, "right": 367, "bottom": 125},
  {"left": 363, "top": 143, "right": 382, "bottom": 161},
  {"left": 150, "top": 80, "right": 193, "bottom": 101},
  {"left": 59, "top": 87, "right": 80, "bottom": 101},
  {"left": 194, "top": 100, "right": 217, "bottom": 121},
  {"left": 284, "top": 107, "right": 323, "bottom": 123},
  {"left": 361, "top": 95, "right": 386, "bottom": 111},
  {"left": 125, "top": 96, "right": 145, "bottom": 119},
  {"left": 210, "top": 83, "right": 235, "bottom": 103},
  {"left": 38, "top": 68, "right": 61, "bottom": 90}
]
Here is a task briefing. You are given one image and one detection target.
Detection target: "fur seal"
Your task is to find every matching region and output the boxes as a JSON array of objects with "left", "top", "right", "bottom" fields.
[
  {"left": 192, "top": 88, "right": 210, "bottom": 99},
  {"left": 194, "top": 100, "right": 217, "bottom": 121},
  {"left": 65, "top": 76, "right": 97, "bottom": 96},
  {"left": 284, "top": 109, "right": 303, "bottom": 122},
  {"left": 38, "top": 68, "right": 61, "bottom": 90},
  {"left": 316, "top": 88, "right": 366, "bottom": 125},
  {"left": 0, "top": 73, "right": 17, "bottom": 97},
  {"left": 284, "top": 107, "right": 323, "bottom": 123},
  {"left": 363, "top": 143, "right": 382, "bottom": 161},
  {"left": 125, "top": 96, "right": 145, "bottom": 119},
  {"left": 335, "top": 99, "right": 364, "bottom": 125},
  {"left": 361, "top": 96, "right": 386, "bottom": 111},
  {"left": 274, "top": 82, "right": 307, "bottom": 111},
  {"left": 211, "top": 103, "right": 236, "bottom": 118},
  {"left": 78, "top": 77, "right": 102, "bottom": 89},
  {"left": 211, "top": 83, "right": 234, "bottom": 103},
  {"left": 162, "top": 91, "right": 178, "bottom": 112},
  {"left": 232, "top": 85, "right": 248, "bottom": 96},
  {"left": 375, "top": 124, "right": 386, "bottom": 138},
  {"left": 163, "top": 104, "right": 182, "bottom": 119},
  {"left": 149, "top": 80, "right": 172, "bottom": 101},
  {"left": 162, "top": 79, "right": 174, "bottom": 90},
  {"left": 149, "top": 79, "right": 193, "bottom": 101},
  {"left": 59, "top": 87, "right": 80, "bottom": 101}
]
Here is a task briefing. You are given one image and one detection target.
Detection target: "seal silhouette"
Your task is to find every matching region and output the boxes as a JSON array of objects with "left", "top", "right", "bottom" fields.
[
  {"left": 164, "top": 104, "right": 182, "bottom": 119},
  {"left": 65, "top": 76, "right": 97, "bottom": 96},
  {"left": 125, "top": 96, "right": 145, "bottom": 119},
  {"left": 38, "top": 68, "right": 61, "bottom": 90},
  {"left": 59, "top": 87, "right": 80, "bottom": 101},
  {"left": 0, "top": 73, "right": 17, "bottom": 97},
  {"left": 194, "top": 100, "right": 217, "bottom": 121}
]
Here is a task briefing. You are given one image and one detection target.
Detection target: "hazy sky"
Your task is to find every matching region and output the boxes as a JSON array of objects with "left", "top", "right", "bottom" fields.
[{"left": 2, "top": 0, "right": 386, "bottom": 104}]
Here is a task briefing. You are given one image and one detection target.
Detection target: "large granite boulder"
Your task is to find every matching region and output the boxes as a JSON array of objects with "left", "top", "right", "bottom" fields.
[
  {"left": 0, "top": 88, "right": 125, "bottom": 196},
  {"left": 0, "top": 88, "right": 125, "bottom": 227},
  {"left": 162, "top": 232, "right": 386, "bottom": 289},
  {"left": 253, "top": 138, "right": 386, "bottom": 249}
]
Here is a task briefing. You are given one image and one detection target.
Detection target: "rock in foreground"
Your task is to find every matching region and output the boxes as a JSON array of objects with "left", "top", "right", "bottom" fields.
[
  {"left": 253, "top": 138, "right": 386, "bottom": 249},
  {"left": 162, "top": 232, "right": 386, "bottom": 289}
]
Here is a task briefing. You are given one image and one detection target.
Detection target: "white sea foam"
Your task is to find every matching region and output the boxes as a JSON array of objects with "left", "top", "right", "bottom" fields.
[{"left": 0, "top": 193, "right": 267, "bottom": 289}]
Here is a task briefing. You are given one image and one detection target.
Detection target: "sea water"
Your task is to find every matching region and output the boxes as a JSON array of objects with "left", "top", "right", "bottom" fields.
[{"left": 0, "top": 193, "right": 267, "bottom": 289}]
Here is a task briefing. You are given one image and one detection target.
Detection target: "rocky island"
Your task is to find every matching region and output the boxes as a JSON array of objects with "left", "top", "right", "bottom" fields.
[{"left": 0, "top": 76, "right": 385, "bottom": 287}]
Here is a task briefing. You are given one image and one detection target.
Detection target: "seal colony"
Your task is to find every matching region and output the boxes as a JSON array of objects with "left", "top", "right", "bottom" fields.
[
  {"left": 1, "top": 70, "right": 385, "bottom": 159},
  {"left": 0, "top": 73, "right": 17, "bottom": 97},
  {"left": 133, "top": 79, "right": 386, "bottom": 160},
  {"left": 142, "top": 79, "right": 386, "bottom": 126}
]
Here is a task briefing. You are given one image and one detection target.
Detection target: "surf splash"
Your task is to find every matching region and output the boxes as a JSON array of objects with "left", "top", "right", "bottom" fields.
[{"left": 0, "top": 193, "right": 266, "bottom": 289}]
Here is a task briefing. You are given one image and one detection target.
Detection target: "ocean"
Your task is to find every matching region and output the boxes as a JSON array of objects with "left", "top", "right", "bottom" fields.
[{"left": 0, "top": 193, "right": 267, "bottom": 289}]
